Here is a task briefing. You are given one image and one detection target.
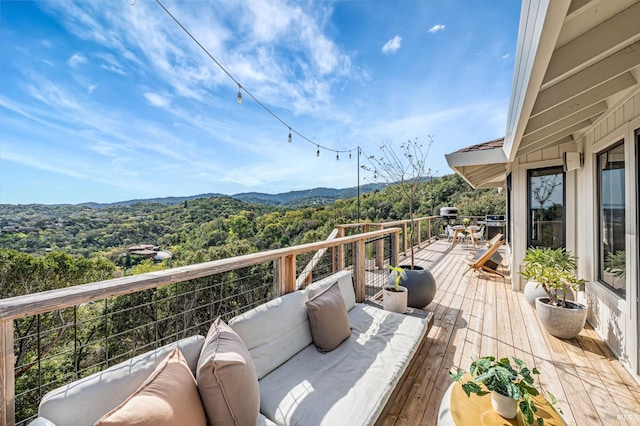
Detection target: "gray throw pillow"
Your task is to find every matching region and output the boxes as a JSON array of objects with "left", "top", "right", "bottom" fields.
[{"left": 306, "top": 281, "right": 351, "bottom": 352}]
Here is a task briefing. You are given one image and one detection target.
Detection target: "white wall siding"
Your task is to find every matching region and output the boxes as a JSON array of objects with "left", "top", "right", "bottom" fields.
[{"left": 577, "top": 89, "right": 640, "bottom": 378}]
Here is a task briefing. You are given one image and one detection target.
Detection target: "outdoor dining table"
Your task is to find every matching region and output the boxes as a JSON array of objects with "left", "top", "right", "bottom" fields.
[{"left": 450, "top": 225, "right": 481, "bottom": 250}]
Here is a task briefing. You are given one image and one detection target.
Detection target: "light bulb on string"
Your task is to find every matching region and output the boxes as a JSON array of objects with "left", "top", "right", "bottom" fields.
[
  {"left": 236, "top": 84, "right": 242, "bottom": 104},
  {"left": 288, "top": 128, "right": 292, "bottom": 143},
  {"left": 316, "top": 146, "right": 320, "bottom": 157},
  {"left": 349, "top": 151, "right": 352, "bottom": 159},
  {"left": 336, "top": 153, "right": 339, "bottom": 161}
]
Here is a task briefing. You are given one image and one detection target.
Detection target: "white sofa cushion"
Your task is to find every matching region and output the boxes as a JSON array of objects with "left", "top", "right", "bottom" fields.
[
  {"left": 257, "top": 304, "right": 427, "bottom": 426},
  {"left": 305, "top": 270, "right": 356, "bottom": 311},
  {"left": 95, "top": 347, "right": 206, "bottom": 425},
  {"left": 37, "top": 335, "right": 205, "bottom": 426},
  {"left": 230, "top": 290, "right": 312, "bottom": 379}
]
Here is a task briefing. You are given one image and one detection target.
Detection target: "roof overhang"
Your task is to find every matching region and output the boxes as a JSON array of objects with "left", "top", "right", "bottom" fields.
[{"left": 447, "top": 0, "right": 640, "bottom": 188}]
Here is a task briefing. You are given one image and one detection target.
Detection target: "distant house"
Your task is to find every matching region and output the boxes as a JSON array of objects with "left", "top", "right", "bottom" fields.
[{"left": 126, "top": 244, "right": 172, "bottom": 260}]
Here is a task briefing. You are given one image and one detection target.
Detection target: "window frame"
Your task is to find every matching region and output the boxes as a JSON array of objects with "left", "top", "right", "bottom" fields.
[
  {"left": 596, "top": 139, "right": 626, "bottom": 299},
  {"left": 526, "top": 165, "right": 566, "bottom": 249}
]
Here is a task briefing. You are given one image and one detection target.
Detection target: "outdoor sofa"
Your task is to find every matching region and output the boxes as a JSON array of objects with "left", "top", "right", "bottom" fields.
[{"left": 29, "top": 270, "right": 430, "bottom": 426}]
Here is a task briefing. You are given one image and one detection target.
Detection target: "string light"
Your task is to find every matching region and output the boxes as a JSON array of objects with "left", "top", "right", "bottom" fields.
[
  {"left": 152, "top": 0, "right": 359, "bottom": 160},
  {"left": 336, "top": 153, "right": 339, "bottom": 161},
  {"left": 349, "top": 151, "right": 352, "bottom": 159}
]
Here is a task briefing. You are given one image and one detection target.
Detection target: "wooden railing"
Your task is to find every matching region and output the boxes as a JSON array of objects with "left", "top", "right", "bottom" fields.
[{"left": 0, "top": 228, "right": 402, "bottom": 426}]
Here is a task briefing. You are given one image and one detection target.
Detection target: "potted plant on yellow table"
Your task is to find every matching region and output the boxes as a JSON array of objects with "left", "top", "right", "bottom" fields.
[{"left": 450, "top": 356, "right": 559, "bottom": 424}]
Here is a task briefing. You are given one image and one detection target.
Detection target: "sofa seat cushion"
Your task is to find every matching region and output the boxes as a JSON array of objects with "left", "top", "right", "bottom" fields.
[
  {"left": 96, "top": 347, "right": 206, "bottom": 425},
  {"left": 258, "top": 304, "right": 428, "bottom": 426}
]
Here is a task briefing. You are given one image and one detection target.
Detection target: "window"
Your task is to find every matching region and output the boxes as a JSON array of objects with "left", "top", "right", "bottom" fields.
[
  {"left": 527, "top": 166, "right": 565, "bottom": 248},
  {"left": 598, "top": 141, "right": 626, "bottom": 298}
]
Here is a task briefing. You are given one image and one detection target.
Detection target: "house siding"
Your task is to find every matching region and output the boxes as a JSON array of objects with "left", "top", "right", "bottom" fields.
[{"left": 510, "top": 88, "right": 640, "bottom": 380}]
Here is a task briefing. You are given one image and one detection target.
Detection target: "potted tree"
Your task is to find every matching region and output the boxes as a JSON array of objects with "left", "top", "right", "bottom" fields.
[
  {"left": 521, "top": 247, "right": 587, "bottom": 339},
  {"left": 363, "top": 137, "right": 437, "bottom": 308},
  {"left": 450, "top": 356, "right": 558, "bottom": 424},
  {"left": 520, "top": 247, "right": 577, "bottom": 307},
  {"left": 383, "top": 265, "right": 408, "bottom": 313}
]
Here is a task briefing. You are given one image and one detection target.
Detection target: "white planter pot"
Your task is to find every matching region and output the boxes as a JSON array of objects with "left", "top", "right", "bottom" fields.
[
  {"left": 365, "top": 258, "right": 376, "bottom": 271},
  {"left": 491, "top": 391, "right": 517, "bottom": 419},
  {"left": 383, "top": 285, "right": 408, "bottom": 313},
  {"left": 536, "top": 297, "right": 587, "bottom": 339},
  {"left": 524, "top": 281, "right": 575, "bottom": 308},
  {"left": 524, "top": 280, "right": 547, "bottom": 307}
]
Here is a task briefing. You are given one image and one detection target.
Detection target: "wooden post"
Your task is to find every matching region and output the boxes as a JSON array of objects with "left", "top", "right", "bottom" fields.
[
  {"left": 375, "top": 225, "right": 384, "bottom": 270},
  {"left": 274, "top": 255, "right": 297, "bottom": 296},
  {"left": 336, "top": 227, "right": 345, "bottom": 272},
  {"left": 353, "top": 239, "right": 366, "bottom": 303},
  {"left": 416, "top": 220, "right": 422, "bottom": 248},
  {"left": 1, "top": 319, "right": 15, "bottom": 426},
  {"left": 390, "top": 231, "right": 400, "bottom": 268},
  {"left": 402, "top": 223, "right": 408, "bottom": 255},
  {"left": 428, "top": 217, "right": 432, "bottom": 243}
]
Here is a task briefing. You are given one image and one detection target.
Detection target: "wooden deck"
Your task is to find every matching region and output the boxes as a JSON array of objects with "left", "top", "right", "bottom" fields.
[{"left": 381, "top": 240, "right": 640, "bottom": 426}]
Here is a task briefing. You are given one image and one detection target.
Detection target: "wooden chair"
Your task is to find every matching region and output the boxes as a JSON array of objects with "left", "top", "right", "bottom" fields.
[{"left": 463, "top": 234, "right": 504, "bottom": 277}]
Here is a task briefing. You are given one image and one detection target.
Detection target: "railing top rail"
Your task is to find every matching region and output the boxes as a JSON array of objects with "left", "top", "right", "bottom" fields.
[
  {"left": 337, "top": 216, "right": 439, "bottom": 229},
  {"left": 0, "top": 228, "right": 401, "bottom": 321}
]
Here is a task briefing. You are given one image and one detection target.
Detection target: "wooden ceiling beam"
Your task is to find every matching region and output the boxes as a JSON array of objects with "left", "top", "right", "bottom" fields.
[
  {"left": 536, "top": 40, "right": 640, "bottom": 112},
  {"left": 517, "top": 135, "right": 575, "bottom": 158},
  {"left": 543, "top": 1, "right": 640, "bottom": 85},
  {"left": 524, "top": 101, "right": 609, "bottom": 136},
  {"left": 524, "top": 101, "right": 607, "bottom": 141},
  {"left": 529, "top": 72, "right": 636, "bottom": 127}
]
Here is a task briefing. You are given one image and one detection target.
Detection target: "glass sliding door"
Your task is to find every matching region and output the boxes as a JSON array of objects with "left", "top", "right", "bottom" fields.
[
  {"left": 597, "top": 141, "right": 626, "bottom": 298},
  {"left": 527, "top": 166, "right": 565, "bottom": 248}
]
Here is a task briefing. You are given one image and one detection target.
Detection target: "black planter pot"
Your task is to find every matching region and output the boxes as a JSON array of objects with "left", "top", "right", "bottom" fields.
[{"left": 389, "top": 265, "right": 436, "bottom": 308}]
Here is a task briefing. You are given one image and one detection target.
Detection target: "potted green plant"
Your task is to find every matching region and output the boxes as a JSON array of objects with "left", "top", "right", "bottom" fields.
[
  {"left": 520, "top": 247, "right": 587, "bottom": 339},
  {"left": 383, "top": 265, "right": 408, "bottom": 313},
  {"left": 450, "top": 356, "right": 558, "bottom": 424}
]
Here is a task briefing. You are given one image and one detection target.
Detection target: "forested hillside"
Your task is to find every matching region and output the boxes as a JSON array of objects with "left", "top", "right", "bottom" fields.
[{"left": 1, "top": 174, "right": 504, "bottom": 297}]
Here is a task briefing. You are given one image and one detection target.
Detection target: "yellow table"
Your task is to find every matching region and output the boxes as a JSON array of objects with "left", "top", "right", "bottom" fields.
[{"left": 438, "top": 377, "right": 565, "bottom": 426}]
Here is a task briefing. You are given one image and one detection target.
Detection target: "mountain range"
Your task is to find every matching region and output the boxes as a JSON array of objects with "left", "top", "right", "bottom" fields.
[{"left": 78, "top": 182, "right": 391, "bottom": 208}]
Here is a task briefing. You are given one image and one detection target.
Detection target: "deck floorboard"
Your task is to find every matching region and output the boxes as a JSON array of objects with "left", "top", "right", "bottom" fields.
[{"left": 383, "top": 240, "right": 640, "bottom": 426}]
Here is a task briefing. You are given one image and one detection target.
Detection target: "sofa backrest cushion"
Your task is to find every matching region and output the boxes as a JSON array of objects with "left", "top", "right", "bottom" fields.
[
  {"left": 306, "top": 281, "right": 351, "bottom": 352},
  {"left": 196, "top": 317, "right": 260, "bottom": 426},
  {"left": 306, "top": 270, "right": 356, "bottom": 311},
  {"left": 95, "top": 347, "right": 207, "bottom": 426},
  {"left": 38, "top": 335, "right": 205, "bottom": 425},
  {"left": 229, "top": 290, "right": 312, "bottom": 379}
]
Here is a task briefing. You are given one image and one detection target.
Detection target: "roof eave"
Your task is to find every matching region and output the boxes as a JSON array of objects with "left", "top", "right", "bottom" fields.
[{"left": 502, "top": 0, "right": 572, "bottom": 162}]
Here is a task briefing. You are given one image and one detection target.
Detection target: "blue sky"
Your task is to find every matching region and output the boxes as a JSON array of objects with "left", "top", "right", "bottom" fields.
[{"left": 0, "top": 0, "right": 520, "bottom": 205}]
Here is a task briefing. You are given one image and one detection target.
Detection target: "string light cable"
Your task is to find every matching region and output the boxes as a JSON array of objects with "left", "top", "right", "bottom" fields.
[{"left": 149, "top": 0, "right": 357, "bottom": 160}]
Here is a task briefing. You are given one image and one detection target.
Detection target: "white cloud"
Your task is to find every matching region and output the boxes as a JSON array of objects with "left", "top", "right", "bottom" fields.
[
  {"left": 428, "top": 24, "right": 445, "bottom": 33},
  {"left": 502, "top": 54, "right": 510, "bottom": 59},
  {"left": 68, "top": 53, "right": 87, "bottom": 67},
  {"left": 381, "top": 35, "right": 402, "bottom": 55},
  {"left": 143, "top": 92, "right": 171, "bottom": 108},
  {"left": 88, "top": 84, "right": 97, "bottom": 94}
]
